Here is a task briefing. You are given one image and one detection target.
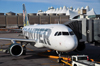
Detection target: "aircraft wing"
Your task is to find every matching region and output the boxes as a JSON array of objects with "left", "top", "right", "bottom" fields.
[
  {"left": 0, "top": 38, "right": 36, "bottom": 42},
  {"left": 0, "top": 28, "right": 22, "bottom": 31}
]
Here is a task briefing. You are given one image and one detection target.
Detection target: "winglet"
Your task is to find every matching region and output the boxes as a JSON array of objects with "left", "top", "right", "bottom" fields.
[{"left": 23, "top": 4, "right": 30, "bottom": 26}]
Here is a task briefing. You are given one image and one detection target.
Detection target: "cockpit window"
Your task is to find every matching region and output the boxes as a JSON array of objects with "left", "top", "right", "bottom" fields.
[
  {"left": 69, "top": 31, "right": 74, "bottom": 35},
  {"left": 62, "top": 32, "right": 69, "bottom": 35},
  {"left": 54, "top": 31, "right": 74, "bottom": 36},
  {"left": 58, "top": 32, "right": 61, "bottom": 36},
  {"left": 55, "top": 32, "right": 69, "bottom": 36},
  {"left": 54, "top": 32, "right": 58, "bottom": 36}
]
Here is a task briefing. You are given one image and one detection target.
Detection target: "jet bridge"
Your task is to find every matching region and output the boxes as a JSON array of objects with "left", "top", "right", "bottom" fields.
[{"left": 64, "top": 19, "right": 100, "bottom": 46}]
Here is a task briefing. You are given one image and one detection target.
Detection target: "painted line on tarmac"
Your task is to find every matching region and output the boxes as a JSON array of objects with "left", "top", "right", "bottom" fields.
[
  {"left": 50, "top": 65, "right": 62, "bottom": 66},
  {"left": 4, "top": 43, "right": 11, "bottom": 45},
  {"left": 61, "top": 60, "right": 72, "bottom": 66},
  {"left": 49, "top": 58, "right": 63, "bottom": 66},
  {"left": 96, "top": 61, "right": 100, "bottom": 64},
  {"left": 38, "top": 51, "right": 72, "bottom": 66},
  {"left": 26, "top": 47, "right": 34, "bottom": 51},
  {"left": 41, "top": 63, "right": 56, "bottom": 65}
]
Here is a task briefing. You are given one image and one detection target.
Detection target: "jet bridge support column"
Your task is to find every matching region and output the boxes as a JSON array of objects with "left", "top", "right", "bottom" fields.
[
  {"left": 86, "top": 19, "right": 93, "bottom": 42},
  {"left": 81, "top": 19, "right": 93, "bottom": 43},
  {"left": 81, "top": 19, "right": 87, "bottom": 42},
  {"left": 93, "top": 19, "right": 100, "bottom": 45}
]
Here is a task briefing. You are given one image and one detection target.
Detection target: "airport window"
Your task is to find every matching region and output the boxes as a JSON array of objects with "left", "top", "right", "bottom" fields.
[
  {"left": 40, "top": 29, "right": 44, "bottom": 31},
  {"left": 37, "top": 29, "right": 39, "bottom": 31},
  {"left": 62, "top": 32, "right": 69, "bottom": 35},
  {"left": 45, "top": 29, "right": 48, "bottom": 31},
  {"left": 69, "top": 31, "right": 74, "bottom": 35},
  {"left": 43, "top": 29, "right": 45, "bottom": 31}
]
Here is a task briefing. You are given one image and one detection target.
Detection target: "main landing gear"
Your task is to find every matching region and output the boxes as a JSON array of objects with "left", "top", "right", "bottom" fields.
[
  {"left": 56, "top": 51, "right": 63, "bottom": 63},
  {"left": 21, "top": 42, "right": 27, "bottom": 55}
]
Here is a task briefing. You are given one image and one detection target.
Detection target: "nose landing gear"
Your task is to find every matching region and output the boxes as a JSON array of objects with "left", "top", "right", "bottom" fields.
[{"left": 56, "top": 51, "right": 63, "bottom": 63}]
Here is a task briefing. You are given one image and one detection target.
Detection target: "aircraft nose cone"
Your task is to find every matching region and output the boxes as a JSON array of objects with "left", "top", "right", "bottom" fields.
[{"left": 66, "top": 38, "right": 78, "bottom": 51}]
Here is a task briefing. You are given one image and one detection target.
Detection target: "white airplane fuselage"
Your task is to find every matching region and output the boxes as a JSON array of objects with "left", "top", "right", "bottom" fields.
[{"left": 22, "top": 24, "right": 78, "bottom": 52}]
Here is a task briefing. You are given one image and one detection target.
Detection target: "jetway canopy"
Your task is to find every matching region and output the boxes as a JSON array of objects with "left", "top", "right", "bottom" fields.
[{"left": 64, "top": 19, "right": 100, "bottom": 44}]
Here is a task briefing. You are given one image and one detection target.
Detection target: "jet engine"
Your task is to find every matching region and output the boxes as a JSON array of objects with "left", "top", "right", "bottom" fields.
[
  {"left": 75, "top": 42, "right": 85, "bottom": 52},
  {"left": 9, "top": 43, "right": 23, "bottom": 56}
]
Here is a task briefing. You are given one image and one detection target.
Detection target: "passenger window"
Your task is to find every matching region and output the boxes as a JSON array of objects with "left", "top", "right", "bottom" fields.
[
  {"left": 62, "top": 32, "right": 69, "bottom": 35},
  {"left": 45, "top": 29, "right": 48, "bottom": 31},
  {"left": 69, "top": 31, "right": 74, "bottom": 35},
  {"left": 54, "top": 32, "right": 58, "bottom": 36}
]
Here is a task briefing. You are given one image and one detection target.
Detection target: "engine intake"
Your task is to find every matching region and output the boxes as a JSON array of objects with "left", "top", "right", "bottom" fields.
[{"left": 9, "top": 43, "right": 23, "bottom": 56}]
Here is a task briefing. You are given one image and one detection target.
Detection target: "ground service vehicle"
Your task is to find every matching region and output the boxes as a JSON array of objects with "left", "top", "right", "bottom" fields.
[{"left": 72, "top": 55, "right": 100, "bottom": 66}]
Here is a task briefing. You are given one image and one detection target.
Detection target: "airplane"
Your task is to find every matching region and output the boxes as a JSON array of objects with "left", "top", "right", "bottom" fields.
[{"left": 0, "top": 4, "right": 78, "bottom": 62}]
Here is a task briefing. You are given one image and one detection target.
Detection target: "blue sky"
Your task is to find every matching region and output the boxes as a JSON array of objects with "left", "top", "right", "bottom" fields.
[{"left": 0, "top": 0, "right": 100, "bottom": 14}]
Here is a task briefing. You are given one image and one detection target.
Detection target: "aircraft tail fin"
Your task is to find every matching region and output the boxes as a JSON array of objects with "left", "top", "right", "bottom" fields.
[{"left": 23, "top": 4, "right": 30, "bottom": 26}]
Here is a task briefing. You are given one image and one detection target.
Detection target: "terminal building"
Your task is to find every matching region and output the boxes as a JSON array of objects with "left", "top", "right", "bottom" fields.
[
  {"left": 38, "top": 6, "right": 98, "bottom": 19},
  {"left": 0, "top": 12, "right": 69, "bottom": 28},
  {"left": 0, "top": 6, "right": 100, "bottom": 28}
]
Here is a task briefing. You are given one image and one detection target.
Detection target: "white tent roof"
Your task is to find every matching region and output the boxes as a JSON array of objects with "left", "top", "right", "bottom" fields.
[
  {"left": 87, "top": 8, "right": 96, "bottom": 15},
  {"left": 70, "top": 6, "right": 73, "bottom": 10},
  {"left": 57, "top": 7, "right": 63, "bottom": 13},
  {"left": 67, "top": 7, "right": 69, "bottom": 10},
  {"left": 51, "top": 9, "right": 56, "bottom": 13},
  {"left": 55, "top": 8, "right": 59, "bottom": 13},
  {"left": 73, "top": 9, "right": 76, "bottom": 11},
  {"left": 46, "top": 7, "right": 51, "bottom": 13},
  {"left": 46, "top": 7, "right": 55, "bottom": 14},
  {"left": 81, "top": 7, "right": 84, "bottom": 9},
  {"left": 66, "top": 10, "right": 78, "bottom": 19},
  {"left": 42, "top": 5, "right": 97, "bottom": 19},
  {"left": 60, "top": 6, "right": 67, "bottom": 13},
  {"left": 76, "top": 8, "right": 80, "bottom": 11},
  {"left": 85, "top": 6, "right": 90, "bottom": 12}
]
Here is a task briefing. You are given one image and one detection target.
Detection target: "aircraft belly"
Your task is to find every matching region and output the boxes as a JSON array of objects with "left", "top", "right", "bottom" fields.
[{"left": 34, "top": 43, "right": 44, "bottom": 48}]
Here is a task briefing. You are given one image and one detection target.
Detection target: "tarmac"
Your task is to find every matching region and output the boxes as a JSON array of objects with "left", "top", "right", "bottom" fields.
[{"left": 0, "top": 33, "right": 100, "bottom": 66}]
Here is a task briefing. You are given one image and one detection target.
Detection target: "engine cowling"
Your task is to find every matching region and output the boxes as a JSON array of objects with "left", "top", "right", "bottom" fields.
[
  {"left": 75, "top": 42, "right": 85, "bottom": 52},
  {"left": 9, "top": 43, "right": 23, "bottom": 56}
]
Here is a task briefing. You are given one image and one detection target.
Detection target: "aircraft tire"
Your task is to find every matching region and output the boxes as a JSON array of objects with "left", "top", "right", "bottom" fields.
[{"left": 57, "top": 58, "right": 63, "bottom": 63}]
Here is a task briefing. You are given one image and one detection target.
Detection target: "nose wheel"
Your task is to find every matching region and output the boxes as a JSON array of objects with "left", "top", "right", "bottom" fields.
[{"left": 56, "top": 51, "right": 63, "bottom": 63}]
